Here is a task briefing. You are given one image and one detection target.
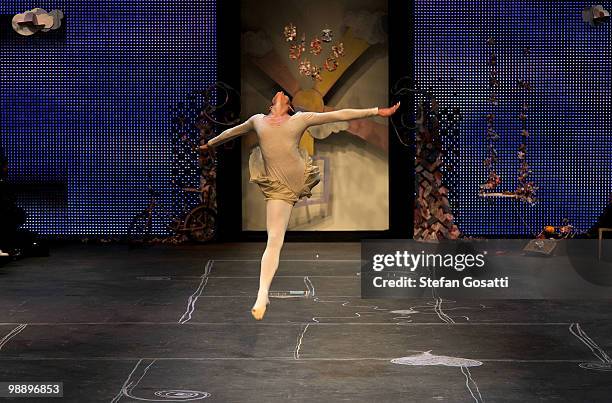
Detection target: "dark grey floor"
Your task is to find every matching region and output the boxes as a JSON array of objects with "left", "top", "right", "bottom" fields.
[{"left": 0, "top": 243, "right": 611, "bottom": 402}]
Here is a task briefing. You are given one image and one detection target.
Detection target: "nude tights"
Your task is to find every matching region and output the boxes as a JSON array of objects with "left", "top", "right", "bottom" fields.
[{"left": 251, "top": 199, "right": 293, "bottom": 319}]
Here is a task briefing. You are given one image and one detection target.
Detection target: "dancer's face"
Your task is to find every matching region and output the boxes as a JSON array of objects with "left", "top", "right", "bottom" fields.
[{"left": 271, "top": 91, "right": 291, "bottom": 114}]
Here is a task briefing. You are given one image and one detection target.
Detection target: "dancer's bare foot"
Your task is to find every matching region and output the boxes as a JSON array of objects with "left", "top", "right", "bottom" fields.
[{"left": 251, "top": 293, "right": 270, "bottom": 321}]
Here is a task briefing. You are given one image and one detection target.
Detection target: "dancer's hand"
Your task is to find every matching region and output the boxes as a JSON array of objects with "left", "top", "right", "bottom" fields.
[
  {"left": 198, "top": 143, "right": 211, "bottom": 153},
  {"left": 378, "top": 101, "right": 400, "bottom": 117}
]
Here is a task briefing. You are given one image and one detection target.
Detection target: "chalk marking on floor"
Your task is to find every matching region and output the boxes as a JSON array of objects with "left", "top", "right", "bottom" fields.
[
  {"left": 303, "top": 276, "right": 315, "bottom": 297},
  {"left": 0, "top": 323, "right": 27, "bottom": 351},
  {"left": 461, "top": 366, "right": 484, "bottom": 403},
  {"left": 111, "top": 358, "right": 210, "bottom": 402},
  {"left": 302, "top": 276, "right": 394, "bottom": 323},
  {"left": 391, "top": 351, "right": 483, "bottom": 367},
  {"left": 302, "top": 269, "right": 487, "bottom": 324},
  {"left": 391, "top": 351, "right": 484, "bottom": 402},
  {"left": 0, "top": 322, "right": 573, "bottom": 326},
  {"left": 390, "top": 308, "right": 419, "bottom": 323},
  {"left": 293, "top": 323, "right": 310, "bottom": 360},
  {"left": 570, "top": 322, "right": 612, "bottom": 371},
  {"left": 420, "top": 273, "right": 483, "bottom": 323},
  {"left": 434, "top": 298, "right": 456, "bottom": 324},
  {"left": 306, "top": 297, "right": 486, "bottom": 325},
  {"left": 311, "top": 276, "right": 485, "bottom": 403},
  {"left": 178, "top": 260, "right": 213, "bottom": 325},
  {"left": 391, "top": 300, "right": 488, "bottom": 324},
  {"left": 0, "top": 357, "right": 592, "bottom": 363},
  {"left": 177, "top": 295, "right": 363, "bottom": 298},
  {"left": 111, "top": 358, "right": 143, "bottom": 403},
  {"left": 569, "top": 323, "right": 611, "bottom": 363}
]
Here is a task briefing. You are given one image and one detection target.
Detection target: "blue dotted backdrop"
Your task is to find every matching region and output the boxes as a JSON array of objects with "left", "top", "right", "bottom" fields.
[
  {"left": 415, "top": 0, "right": 612, "bottom": 236},
  {"left": 0, "top": 1, "right": 216, "bottom": 235}
]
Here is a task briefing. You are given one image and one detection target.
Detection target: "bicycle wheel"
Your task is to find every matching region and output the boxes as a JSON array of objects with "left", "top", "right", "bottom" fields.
[
  {"left": 127, "top": 212, "right": 153, "bottom": 244},
  {"left": 184, "top": 206, "right": 217, "bottom": 243}
]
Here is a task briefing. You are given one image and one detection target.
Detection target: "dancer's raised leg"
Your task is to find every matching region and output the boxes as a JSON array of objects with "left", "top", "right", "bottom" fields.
[{"left": 251, "top": 199, "right": 293, "bottom": 320}]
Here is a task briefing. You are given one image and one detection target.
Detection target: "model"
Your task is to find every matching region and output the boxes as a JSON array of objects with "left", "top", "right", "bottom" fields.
[{"left": 200, "top": 91, "right": 400, "bottom": 320}]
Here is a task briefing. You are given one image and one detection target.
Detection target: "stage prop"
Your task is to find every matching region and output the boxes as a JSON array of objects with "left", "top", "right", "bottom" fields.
[
  {"left": 413, "top": 91, "right": 461, "bottom": 241},
  {"left": 479, "top": 37, "right": 502, "bottom": 194},
  {"left": 582, "top": 5, "right": 610, "bottom": 26},
  {"left": 523, "top": 219, "right": 575, "bottom": 255},
  {"left": 11, "top": 8, "right": 63, "bottom": 36},
  {"left": 127, "top": 82, "right": 240, "bottom": 244},
  {"left": 478, "top": 38, "right": 537, "bottom": 205}
]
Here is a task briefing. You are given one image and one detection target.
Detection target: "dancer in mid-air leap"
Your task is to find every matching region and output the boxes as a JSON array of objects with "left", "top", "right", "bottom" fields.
[{"left": 200, "top": 91, "right": 399, "bottom": 320}]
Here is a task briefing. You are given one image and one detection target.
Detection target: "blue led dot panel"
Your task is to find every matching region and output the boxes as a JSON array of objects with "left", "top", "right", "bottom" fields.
[
  {"left": 415, "top": 0, "right": 612, "bottom": 236},
  {"left": 0, "top": 1, "right": 216, "bottom": 235}
]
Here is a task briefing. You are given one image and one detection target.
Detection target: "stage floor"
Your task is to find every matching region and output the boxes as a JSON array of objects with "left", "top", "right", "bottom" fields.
[{"left": 0, "top": 242, "right": 611, "bottom": 402}]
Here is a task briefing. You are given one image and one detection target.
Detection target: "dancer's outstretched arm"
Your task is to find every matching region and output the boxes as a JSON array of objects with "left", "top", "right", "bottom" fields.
[
  {"left": 299, "top": 108, "right": 378, "bottom": 127},
  {"left": 298, "top": 102, "right": 400, "bottom": 127},
  {"left": 205, "top": 115, "right": 256, "bottom": 148}
]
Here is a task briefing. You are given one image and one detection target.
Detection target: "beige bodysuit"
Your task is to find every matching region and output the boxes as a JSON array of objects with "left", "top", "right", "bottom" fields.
[{"left": 207, "top": 107, "right": 379, "bottom": 205}]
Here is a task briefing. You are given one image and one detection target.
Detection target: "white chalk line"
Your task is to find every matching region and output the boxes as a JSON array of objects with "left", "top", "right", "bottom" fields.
[
  {"left": 178, "top": 260, "right": 213, "bottom": 325},
  {"left": 303, "top": 268, "right": 486, "bottom": 325},
  {"left": 424, "top": 275, "right": 485, "bottom": 324},
  {"left": 461, "top": 366, "right": 484, "bottom": 403},
  {"left": 393, "top": 300, "right": 489, "bottom": 324},
  {"left": 425, "top": 269, "right": 474, "bottom": 324},
  {"left": 0, "top": 357, "right": 594, "bottom": 363},
  {"left": 111, "top": 359, "right": 210, "bottom": 402},
  {"left": 0, "top": 322, "right": 573, "bottom": 326},
  {"left": 293, "top": 323, "right": 310, "bottom": 360},
  {"left": 434, "top": 298, "right": 456, "bottom": 324},
  {"left": 290, "top": 278, "right": 314, "bottom": 359},
  {"left": 569, "top": 323, "right": 612, "bottom": 364},
  {"left": 302, "top": 276, "right": 394, "bottom": 323},
  {"left": 0, "top": 323, "right": 27, "bottom": 351},
  {"left": 306, "top": 297, "right": 485, "bottom": 325},
  {"left": 398, "top": 274, "right": 484, "bottom": 401},
  {"left": 304, "top": 276, "right": 315, "bottom": 297},
  {"left": 176, "top": 295, "right": 363, "bottom": 298},
  {"left": 272, "top": 297, "right": 487, "bottom": 324},
  {"left": 111, "top": 358, "right": 144, "bottom": 403}
]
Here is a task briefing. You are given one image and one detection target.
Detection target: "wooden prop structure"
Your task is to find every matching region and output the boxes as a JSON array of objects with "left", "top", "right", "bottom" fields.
[{"left": 414, "top": 93, "right": 460, "bottom": 241}]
